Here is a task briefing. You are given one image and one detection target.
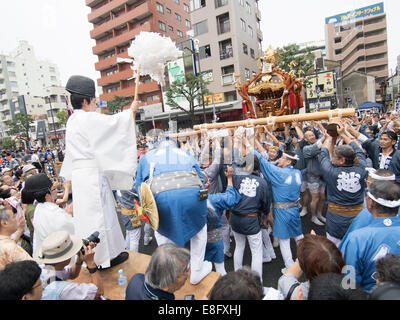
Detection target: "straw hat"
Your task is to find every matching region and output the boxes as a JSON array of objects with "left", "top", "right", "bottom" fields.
[{"left": 35, "top": 231, "right": 83, "bottom": 264}]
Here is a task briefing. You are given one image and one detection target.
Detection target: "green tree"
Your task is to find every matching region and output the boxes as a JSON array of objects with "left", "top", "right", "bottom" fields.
[
  {"left": 56, "top": 110, "right": 69, "bottom": 126},
  {"left": 276, "top": 43, "right": 316, "bottom": 77},
  {"left": 165, "top": 73, "right": 211, "bottom": 126},
  {"left": 1, "top": 137, "right": 16, "bottom": 150},
  {"left": 106, "top": 95, "right": 130, "bottom": 114},
  {"left": 7, "top": 113, "right": 34, "bottom": 144}
]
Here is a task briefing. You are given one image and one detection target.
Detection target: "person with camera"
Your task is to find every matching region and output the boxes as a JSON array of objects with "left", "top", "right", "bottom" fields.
[{"left": 35, "top": 230, "right": 103, "bottom": 300}]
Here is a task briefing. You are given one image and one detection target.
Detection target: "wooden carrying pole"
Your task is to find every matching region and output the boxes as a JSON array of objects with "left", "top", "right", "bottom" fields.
[
  {"left": 134, "top": 65, "right": 140, "bottom": 103},
  {"left": 193, "top": 108, "right": 355, "bottom": 131}
]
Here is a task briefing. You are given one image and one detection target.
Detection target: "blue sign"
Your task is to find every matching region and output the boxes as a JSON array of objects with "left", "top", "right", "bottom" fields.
[
  {"left": 325, "top": 2, "right": 384, "bottom": 24},
  {"left": 98, "top": 101, "right": 107, "bottom": 108}
]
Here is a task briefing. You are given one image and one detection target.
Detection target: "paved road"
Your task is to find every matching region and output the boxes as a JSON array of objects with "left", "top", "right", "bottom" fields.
[{"left": 120, "top": 206, "right": 327, "bottom": 289}]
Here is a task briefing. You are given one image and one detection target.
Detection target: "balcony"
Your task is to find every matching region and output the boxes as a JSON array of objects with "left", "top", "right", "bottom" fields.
[
  {"left": 257, "top": 28, "right": 263, "bottom": 41},
  {"left": 255, "top": 7, "right": 261, "bottom": 20},
  {"left": 92, "top": 22, "right": 151, "bottom": 55},
  {"left": 98, "top": 68, "right": 134, "bottom": 86},
  {"left": 90, "top": 1, "right": 151, "bottom": 40},
  {"left": 221, "top": 73, "right": 234, "bottom": 86},
  {"left": 86, "top": 0, "right": 104, "bottom": 8},
  {"left": 86, "top": 0, "right": 139, "bottom": 23},
  {"left": 95, "top": 51, "right": 129, "bottom": 71},
  {"left": 100, "top": 80, "right": 159, "bottom": 101}
]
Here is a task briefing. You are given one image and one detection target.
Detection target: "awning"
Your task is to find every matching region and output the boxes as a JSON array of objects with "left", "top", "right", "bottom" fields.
[{"left": 357, "top": 102, "right": 383, "bottom": 110}]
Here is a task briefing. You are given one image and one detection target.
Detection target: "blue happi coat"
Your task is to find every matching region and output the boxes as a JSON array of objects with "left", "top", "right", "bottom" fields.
[
  {"left": 205, "top": 186, "right": 242, "bottom": 263},
  {"left": 135, "top": 141, "right": 207, "bottom": 246},
  {"left": 340, "top": 215, "right": 400, "bottom": 292},
  {"left": 253, "top": 150, "right": 303, "bottom": 239}
]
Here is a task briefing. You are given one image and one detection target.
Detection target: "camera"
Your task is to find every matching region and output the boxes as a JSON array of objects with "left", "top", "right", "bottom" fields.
[{"left": 81, "top": 231, "right": 100, "bottom": 255}]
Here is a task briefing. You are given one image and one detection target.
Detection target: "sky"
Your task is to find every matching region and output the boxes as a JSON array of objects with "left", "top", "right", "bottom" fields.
[{"left": 0, "top": 0, "right": 399, "bottom": 89}]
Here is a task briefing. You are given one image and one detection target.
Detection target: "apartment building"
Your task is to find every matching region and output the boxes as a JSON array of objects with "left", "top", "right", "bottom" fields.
[
  {"left": 0, "top": 41, "right": 62, "bottom": 139},
  {"left": 86, "top": 0, "right": 191, "bottom": 113},
  {"left": 189, "top": 0, "right": 262, "bottom": 121},
  {"left": 325, "top": 2, "right": 388, "bottom": 102}
]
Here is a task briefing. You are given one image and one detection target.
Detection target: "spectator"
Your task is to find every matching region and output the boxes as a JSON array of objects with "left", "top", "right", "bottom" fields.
[
  {"left": 374, "top": 254, "right": 400, "bottom": 286},
  {"left": 0, "top": 204, "right": 33, "bottom": 270},
  {"left": 278, "top": 233, "right": 345, "bottom": 300},
  {"left": 35, "top": 230, "right": 103, "bottom": 300},
  {"left": 126, "top": 244, "right": 190, "bottom": 300},
  {"left": 22, "top": 173, "right": 74, "bottom": 255},
  {"left": 208, "top": 269, "right": 263, "bottom": 300},
  {"left": 0, "top": 260, "right": 43, "bottom": 300},
  {"left": 340, "top": 180, "right": 400, "bottom": 292},
  {"left": 308, "top": 273, "right": 368, "bottom": 300},
  {"left": 303, "top": 122, "right": 327, "bottom": 225}
]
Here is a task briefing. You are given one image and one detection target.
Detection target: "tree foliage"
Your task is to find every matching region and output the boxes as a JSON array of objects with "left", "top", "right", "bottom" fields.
[
  {"left": 56, "top": 110, "right": 69, "bottom": 126},
  {"left": 276, "top": 43, "right": 316, "bottom": 77},
  {"left": 1, "top": 137, "right": 16, "bottom": 150},
  {"left": 106, "top": 95, "right": 130, "bottom": 114},
  {"left": 165, "top": 73, "right": 211, "bottom": 125},
  {"left": 7, "top": 113, "right": 33, "bottom": 142}
]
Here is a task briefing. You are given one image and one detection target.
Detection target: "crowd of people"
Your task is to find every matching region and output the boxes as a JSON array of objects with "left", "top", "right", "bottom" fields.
[{"left": 0, "top": 73, "right": 399, "bottom": 302}]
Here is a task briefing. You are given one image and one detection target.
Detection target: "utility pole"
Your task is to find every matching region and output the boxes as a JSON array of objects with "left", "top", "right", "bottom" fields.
[{"left": 47, "top": 95, "right": 57, "bottom": 145}]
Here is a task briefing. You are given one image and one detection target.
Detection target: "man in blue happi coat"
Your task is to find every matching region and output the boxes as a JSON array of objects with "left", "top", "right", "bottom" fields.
[
  {"left": 253, "top": 138, "right": 304, "bottom": 272},
  {"left": 204, "top": 166, "right": 241, "bottom": 276},
  {"left": 135, "top": 137, "right": 211, "bottom": 285},
  {"left": 340, "top": 180, "right": 400, "bottom": 292},
  {"left": 339, "top": 168, "right": 397, "bottom": 249},
  {"left": 317, "top": 125, "right": 367, "bottom": 246}
]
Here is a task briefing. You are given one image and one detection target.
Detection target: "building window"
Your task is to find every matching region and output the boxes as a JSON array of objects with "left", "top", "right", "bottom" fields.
[
  {"left": 239, "top": 0, "right": 244, "bottom": 6},
  {"left": 184, "top": 3, "right": 190, "bottom": 12},
  {"left": 146, "top": 94, "right": 159, "bottom": 102},
  {"left": 245, "top": 1, "right": 251, "bottom": 14},
  {"left": 185, "top": 19, "right": 191, "bottom": 28},
  {"left": 166, "top": 7, "right": 172, "bottom": 14},
  {"left": 199, "top": 44, "right": 211, "bottom": 59},
  {"left": 156, "top": 2, "right": 164, "bottom": 13},
  {"left": 215, "top": 0, "right": 228, "bottom": 8},
  {"left": 158, "top": 21, "right": 166, "bottom": 31},
  {"left": 219, "top": 39, "right": 233, "bottom": 60},
  {"left": 168, "top": 25, "right": 174, "bottom": 31},
  {"left": 175, "top": 13, "right": 181, "bottom": 21},
  {"left": 245, "top": 68, "right": 251, "bottom": 80},
  {"left": 243, "top": 43, "right": 248, "bottom": 55},
  {"left": 193, "top": 20, "right": 208, "bottom": 36},
  {"left": 174, "top": 0, "right": 180, "bottom": 3},
  {"left": 250, "top": 48, "right": 255, "bottom": 58},
  {"left": 217, "top": 12, "right": 230, "bottom": 34},
  {"left": 248, "top": 25, "right": 253, "bottom": 38},
  {"left": 177, "top": 30, "right": 183, "bottom": 38},
  {"left": 49, "top": 67, "right": 56, "bottom": 73},
  {"left": 190, "top": 0, "right": 206, "bottom": 11},
  {"left": 240, "top": 18, "right": 246, "bottom": 32},
  {"left": 224, "top": 91, "right": 237, "bottom": 102},
  {"left": 51, "top": 76, "right": 57, "bottom": 81},
  {"left": 221, "top": 65, "right": 235, "bottom": 85}
]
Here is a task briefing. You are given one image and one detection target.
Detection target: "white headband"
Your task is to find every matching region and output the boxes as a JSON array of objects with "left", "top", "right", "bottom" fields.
[
  {"left": 367, "top": 192, "right": 400, "bottom": 208},
  {"left": 365, "top": 168, "right": 396, "bottom": 181},
  {"left": 283, "top": 153, "right": 299, "bottom": 161}
]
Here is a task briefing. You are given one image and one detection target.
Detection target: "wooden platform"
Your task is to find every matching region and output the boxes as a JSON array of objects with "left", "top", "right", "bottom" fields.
[{"left": 71, "top": 250, "right": 220, "bottom": 300}]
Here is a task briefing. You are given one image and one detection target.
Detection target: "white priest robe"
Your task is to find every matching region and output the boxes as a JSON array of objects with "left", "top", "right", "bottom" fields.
[{"left": 60, "top": 109, "right": 137, "bottom": 268}]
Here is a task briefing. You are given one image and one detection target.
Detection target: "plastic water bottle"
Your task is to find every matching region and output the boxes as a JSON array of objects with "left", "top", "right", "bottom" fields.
[{"left": 118, "top": 269, "right": 127, "bottom": 298}]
